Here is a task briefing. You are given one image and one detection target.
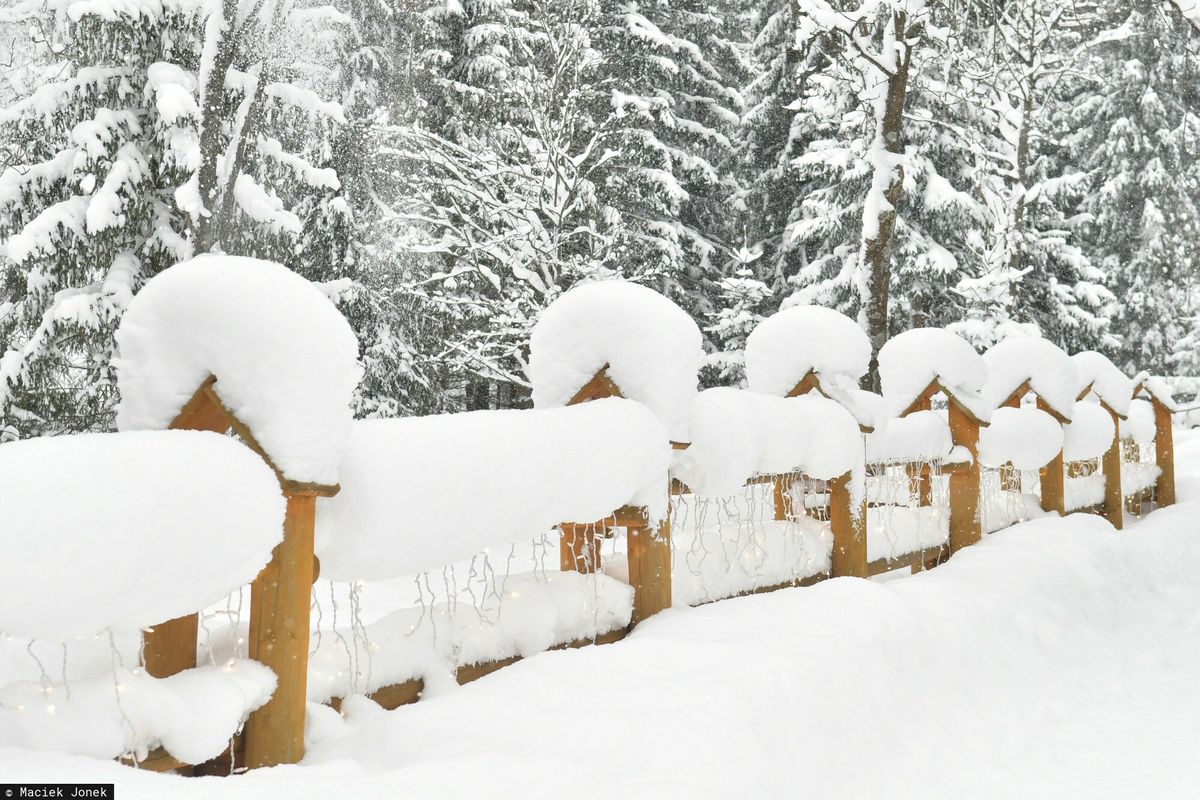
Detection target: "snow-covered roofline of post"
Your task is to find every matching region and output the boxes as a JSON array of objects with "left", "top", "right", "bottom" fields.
[
  {"left": 1071, "top": 351, "right": 1134, "bottom": 419},
  {"left": 877, "top": 328, "right": 991, "bottom": 424},
  {"left": 527, "top": 280, "right": 703, "bottom": 443},
  {"left": 1132, "top": 373, "right": 1181, "bottom": 412},
  {"left": 0, "top": 430, "right": 285, "bottom": 640},
  {"left": 113, "top": 254, "right": 361, "bottom": 490},
  {"left": 980, "top": 336, "right": 1079, "bottom": 422},
  {"left": 671, "top": 388, "right": 864, "bottom": 499},
  {"left": 744, "top": 305, "right": 880, "bottom": 432}
]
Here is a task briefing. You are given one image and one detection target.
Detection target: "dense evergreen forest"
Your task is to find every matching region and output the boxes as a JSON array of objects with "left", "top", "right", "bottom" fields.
[{"left": 3, "top": 0, "right": 1200, "bottom": 436}]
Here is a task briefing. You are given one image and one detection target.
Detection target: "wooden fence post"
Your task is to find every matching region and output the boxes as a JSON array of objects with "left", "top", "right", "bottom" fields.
[
  {"left": 1153, "top": 399, "right": 1176, "bottom": 507},
  {"left": 829, "top": 472, "right": 867, "bottom": 578},
  {"left": 947, "top": 402, "right": 981, "bottom": 553},
  {"left": 626, "top": 509, "right": 671, "bottom": 623},
  {"left": 1101, "top": 407, "right": 1124, "bottom": 530},
  {"left": 1036, "top": 397, "right": 1066, "bottom": 515},
  {"left": 243, "top": 491, "right": 317, "bottom": 769}
]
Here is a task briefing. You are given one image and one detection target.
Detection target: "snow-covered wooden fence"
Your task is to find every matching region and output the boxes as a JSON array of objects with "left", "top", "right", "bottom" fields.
[{"left": 0, "top": 257, "right": 1183, "bottom": 776}]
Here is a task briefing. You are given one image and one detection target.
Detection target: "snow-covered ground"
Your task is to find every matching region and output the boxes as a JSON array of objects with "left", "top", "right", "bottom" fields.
[{"left": 4, "top": 431, "right": 1200, "bottom": 797}]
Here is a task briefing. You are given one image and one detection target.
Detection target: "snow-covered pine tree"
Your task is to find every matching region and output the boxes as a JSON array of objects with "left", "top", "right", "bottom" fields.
[
  {"left": 0, "top": 0, "right": 354, "bottom": 437},
  {"left": 703, "top": 245, "right": 772, "bottom": 384},
  {"left": 781, "top": 0, "right": 995, "bottom": 383},
  {"left": 737, "top": 0, "right": 827, "bottom": 305},
  {"left": 960, "top": 0, "right": 1116, "bottom": 354},
  {"left": 0, "top": 0, "right": 192, "bottom": 437},
  {"left": 1058, "top": 0, "right": 1200, "bottom": 373},
  {"left": 584, "top": 0, "right": 745, "bottom": 318}
]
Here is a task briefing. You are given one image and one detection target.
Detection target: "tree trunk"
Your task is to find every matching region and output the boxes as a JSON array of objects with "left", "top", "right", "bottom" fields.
[
  {"left": 194, "top": 0, "right": 239, "bottom": 252},
  {"left": 1008, "top": 90, "right": 1034, "bottom": 275},
  {"left": 864, "top": 12, "right": 912, "bottom": 391}
]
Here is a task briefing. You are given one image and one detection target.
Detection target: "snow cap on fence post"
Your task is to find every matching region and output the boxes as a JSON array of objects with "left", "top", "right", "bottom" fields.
[
  {"left": 744, "top": 305, "right": 883, "bottom": 432},
  {"left": 980, "top": 336, "right": 1077, "bottom": 515},
  {"left": 1131, "top": 376, "right": 1176, "bottom": 507},
  {"left": 528, "top": 280, "right": 703, "bottom": 443},
  {"left": 1072, "top": 351, "right": 1134, "bottom": 419},
  {"left": 114, "top": 253, "right": 361, "bottom": 488},
  {"left": 879, "top": 328, "right": 988, "bottom": 554},
  {"left": 981, "top": 336, "right": 1079, "bottom": 422},
  {"left": 529, "top": 280, "right": 696, "bottom": 623}
]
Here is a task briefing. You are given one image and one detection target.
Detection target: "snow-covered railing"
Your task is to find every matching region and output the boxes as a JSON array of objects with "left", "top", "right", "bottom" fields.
[{"left": 2, "top": 266, "right": 1184, "bottom": 776}]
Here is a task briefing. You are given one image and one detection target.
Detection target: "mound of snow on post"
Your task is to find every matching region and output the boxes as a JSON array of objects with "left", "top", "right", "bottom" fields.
[
  {"left": 1064, "top": 401, "right": 1116, "bottom": 461},
  {"left": 865, "top": 410, "right": 952, "bottom": 464},
  {"left": 744, "top": 305, "right": 870, "bottom": 395},
  {"left": 671, "top": 388, "right": 862, "bottom": 498},
  {"left": 981, "top": 337, "right": 1078, "bottom": 419},
  {"left": 878, "top": 328, "right": 989, "bottom": 420},
  {"left": 1125, "top": 399, "right": 1156, "bottom": 444},
  {"left": 1072, "top": 351, "right": 1133, "bottom": 418},
  {"left": 527, "top": 281, "right": 702, "bottom": 441},
  {"left": 0, "top": 661, "right": 274, "bottom": 764},
  {"left": 315, "top": 399, "right": 671, "bottom": 581},
  {"left": 1135, "top": 374, "right": 1180, "bottom": 411},
  {"left": 977, "top": 407, "right": 1064, "bottom": 470},
  {"left": 0, "top": 431, "right": 284, "bottom": 640},
  {"left": 114, "top": 254, "right": 361, "bottom": 486}
]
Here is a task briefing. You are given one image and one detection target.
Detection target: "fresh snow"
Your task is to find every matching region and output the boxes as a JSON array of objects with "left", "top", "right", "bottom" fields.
[
  {"left": 1125, "top": 399, "right": 1157, "bottom": 443},
  {"left": 877, "top": 327, "right": 989, "bottom": 419},
  {"left": 980, "top": 336, "right": 1079, "bottom": 419},
  {"left": 315, "top": 399, "right": 671, "bottom": 581},
  {"left": 114, "top": 254, "right": 361, "bottom": 486},
  {"left": 670, "top": 388, "right": 862, "bottom": 498},
  {"left": 527, "top": 281, "right": 704, "bottom": 442},
  {"left": 867, "top": 505, "right": 949, "bottom": 561},
  {"left": 1064, "top": 401, "right": 1116, "bottom": 461},
  {"left": 1065, "top": 474, "right": 1106, "bottom": 512},
  {"left": 864, "top": 409, "right": 952, "bottom": 465},
  {"left": 0, "top": 430, "right": 284, "bottom": 639},
  {"left": 743, "top": 305, "right": 870, "bottom": 395},
  {"left": 0, "top": 661, "right": 274, "bottom": 766},
  {"left": 1072, "top": 351, "right": 1134, "bottom": 417},
  {"left": 6, "top": 436, "right": 1200, "bottom": 795},
  {"left": 977, "top": 407, "right": 1064, "bottom": 470},
  {"left": 305, "top": 571, "right": 633, "bottom": 704}
]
